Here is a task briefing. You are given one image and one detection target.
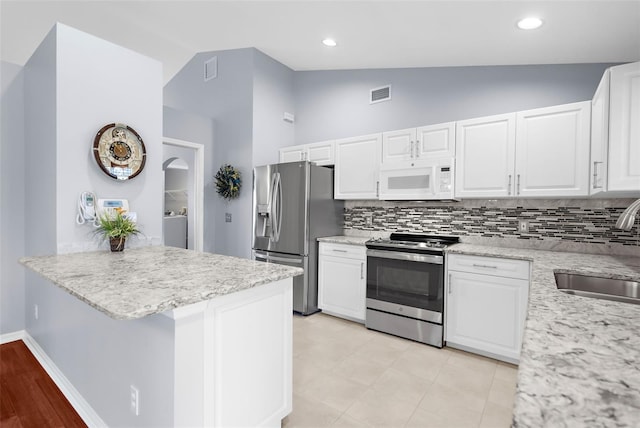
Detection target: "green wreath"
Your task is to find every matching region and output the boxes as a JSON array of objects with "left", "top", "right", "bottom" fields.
[{"left": 215, "top": 164, "right": 242, "bottom": 200}]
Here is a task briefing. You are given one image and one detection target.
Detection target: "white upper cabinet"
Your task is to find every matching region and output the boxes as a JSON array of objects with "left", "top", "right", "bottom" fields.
[
  {"left": 455, "top": 102, "right": 591, "bottom": 199},
  {"left": 279, "top": 145, "right": 305, "bottom": 163},
  {"left": 416, "top": 122, "right": 456, "bottom": 158},
  {"left": 381, "top": 128, "right": 415, "bottom": 165},
  {"left": 455, "top": 113, "right": 516, "bottom": 198},
  {"left": 334, "top": 133, "right": 381, "bottom": 199},
  {"left": 279, "top": 140, "right": 335, "bottom": 166},
  {"left": 515, "top": 101, "right": 591, "bottom": 197},
  {"left": 306, "top": 141, "right": 335, "bottom": 165},
  {"left": 381, "top": 122, "right": 456, "bottom": 167},
  {"left": 590, "top": 69, "right": 610, "bottom": 195},
  {"left": 608, "top": 61, "right": 640, "bottom": 192}
]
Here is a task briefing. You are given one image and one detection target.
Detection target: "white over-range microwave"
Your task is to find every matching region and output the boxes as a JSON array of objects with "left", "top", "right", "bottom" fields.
[{"left": 378, "top": 157, "right": 455, "bottom": 200}]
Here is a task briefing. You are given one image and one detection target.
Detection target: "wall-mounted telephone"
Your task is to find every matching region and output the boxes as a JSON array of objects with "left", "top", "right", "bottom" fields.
[
  {"left": 76, "top": 192, "right": 132, "bottom": 226},
  {"left": 76, "top": 191, "right": 97, "bottom": 226}
]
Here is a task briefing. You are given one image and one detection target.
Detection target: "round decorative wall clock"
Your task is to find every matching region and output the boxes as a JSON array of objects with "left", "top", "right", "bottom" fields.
[{"left": 93, "top": 123, "right": 146, "bottom": 180}]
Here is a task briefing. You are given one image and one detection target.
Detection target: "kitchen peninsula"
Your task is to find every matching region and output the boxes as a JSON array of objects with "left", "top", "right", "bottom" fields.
[{"left": 20, "top": 246, "right": 303, "bottom": 427}]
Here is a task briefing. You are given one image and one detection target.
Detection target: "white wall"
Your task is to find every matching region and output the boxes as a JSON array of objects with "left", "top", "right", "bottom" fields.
[
  {"left": 0, "top": 61, "right": 25, "bottom": 334},
  {"left": 23, "top": 23, "right": 170, "bottom": 426}
]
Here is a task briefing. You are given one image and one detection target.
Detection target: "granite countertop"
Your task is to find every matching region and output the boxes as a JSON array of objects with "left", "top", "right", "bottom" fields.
[
  {"left": 447, "top": 244, "right": 640, "bottom": 427},
  {"left": 317, "top": 235, "right": 370, "bottom": 245},
  {"left": 20, "top": 246, "right": 303, "bottom": 321}
]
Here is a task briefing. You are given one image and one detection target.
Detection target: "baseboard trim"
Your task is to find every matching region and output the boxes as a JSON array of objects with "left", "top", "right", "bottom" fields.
[
  {"left": 2, "top": 331, "right": 107, "bottom": 427},
  {"left": 0, "top": 330, "right": 27, "bottom": 344}
]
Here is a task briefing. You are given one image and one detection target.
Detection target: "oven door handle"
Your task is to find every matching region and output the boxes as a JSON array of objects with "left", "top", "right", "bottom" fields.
[{"left": 366, "top": 249, "right": 443, "bottom": 265}]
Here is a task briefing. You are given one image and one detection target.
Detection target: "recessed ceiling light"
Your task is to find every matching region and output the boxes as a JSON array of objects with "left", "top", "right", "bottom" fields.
[
  {"left": 517, "top": 17, "right": 543, "bottom": 30},
  {"left": 322, "top": 38, "right": 337, "bottom": 47}
]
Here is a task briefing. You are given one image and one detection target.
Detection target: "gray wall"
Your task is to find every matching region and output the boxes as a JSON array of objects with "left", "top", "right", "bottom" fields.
[
  {"left": 163, "top": 106, "right": 216, "bottom": 252},
  {"left": 0, "top": 61, "right": 25, "bottom": 334},
  {"left": 165, "top": 48, "right": 254, "bottom": 259},
  {"left": 22, "top": 24, "right": 171, "bottom": 426},
  {"left": 252, "top": 50, "right": 295, "bottom": 167},
  {"left": 164, "top": 48, "right": 295, "bottom": 259},
  {"left": 293, "top": 63, "right": 616, "bottom": 144}
]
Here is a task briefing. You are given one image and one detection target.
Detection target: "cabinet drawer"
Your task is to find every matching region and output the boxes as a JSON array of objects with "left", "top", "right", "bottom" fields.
[
  {"left": 319, "top": 242, "right": 366, "bottom": 259},
  {"left": 447, "top": 254, "right": 530, "bottom": 280}
]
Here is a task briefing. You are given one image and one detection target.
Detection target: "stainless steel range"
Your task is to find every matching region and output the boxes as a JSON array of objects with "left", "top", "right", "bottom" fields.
[{"left": 365, "top": 233, "right": 459, "bottom": 348}]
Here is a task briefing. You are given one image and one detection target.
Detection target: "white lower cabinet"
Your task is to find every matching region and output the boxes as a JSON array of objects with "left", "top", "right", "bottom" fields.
[
  {"left": 318, "top": 242, "right": 366, "bottom": 323},
  {"left": 445, "top": 254, "right": 530, "bottom": 364}
]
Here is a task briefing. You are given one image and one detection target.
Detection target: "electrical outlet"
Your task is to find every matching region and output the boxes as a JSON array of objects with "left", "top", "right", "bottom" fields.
[
  {"left": 130, "top": 385, "right": 139, "bottom": 416},
  {"left": 364, "top": 214, "right": 373, "bottom": 226},
  {"left": 34, "top": 304, "right": 39, "bottom": 320},
  {"left": 225, "top": 213, "right": 232, "bottom": 223},
  {"left": 518, "top": 219, "right": 530, "bottom": 233}
]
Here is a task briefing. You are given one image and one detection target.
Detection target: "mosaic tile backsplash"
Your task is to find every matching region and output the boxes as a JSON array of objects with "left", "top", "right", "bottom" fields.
[{"left": 344, "top": 200, "right": 640, "bottom": 247}]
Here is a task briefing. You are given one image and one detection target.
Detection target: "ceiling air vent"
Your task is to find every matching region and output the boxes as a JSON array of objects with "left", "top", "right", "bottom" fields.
[
  {"left": 370, "top": 85, "right": 391, "bottom": 104},
  {"left": 204, "top": 56, "right": 218, "bottom": 81}
]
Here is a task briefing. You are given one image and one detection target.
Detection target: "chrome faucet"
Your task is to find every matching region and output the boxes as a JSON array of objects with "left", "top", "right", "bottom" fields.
[{"left": 616, "top": 198, "right": 640, "bottom": 230}]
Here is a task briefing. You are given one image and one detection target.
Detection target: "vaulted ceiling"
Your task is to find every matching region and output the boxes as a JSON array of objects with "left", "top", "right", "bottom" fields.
[{"left": 2, "top": 1, "right": 639, "bottom": 83}]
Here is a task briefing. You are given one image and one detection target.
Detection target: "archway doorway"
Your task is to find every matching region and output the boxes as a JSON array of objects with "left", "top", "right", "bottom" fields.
[{"left": 162, "top": 138, "right": 204, "bottom": 252}]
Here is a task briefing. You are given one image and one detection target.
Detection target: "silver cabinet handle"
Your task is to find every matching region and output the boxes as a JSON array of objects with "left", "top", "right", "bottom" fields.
[
  {"left": 410, "top": 141, "right": 414, "bottom": 158},
  {"left": 593, "top": 161, "right": 603, "bottom": 189},
  {"left": 448, "top": 273, "right": 452, "bottom": 294},
  {"left": 508, "top": 175, "right": 512, "bottom": 195},
  {"left": 360, "top": 262, "right": 364, "bottom": 279},
  {"left": 376, "top": 181, "right": 380, "bottom": 197},
  {"left": 517, "top": 174, "right": 521, "bottom": 195},
  {"left": 415, "top": 141, "right": 420, "bottom": 158},
  {"left": 332, "top": 249, "right": 347, "bottom": 253},
  {"left": 472, "top": 263, "right": 498, "bottom": 269}
]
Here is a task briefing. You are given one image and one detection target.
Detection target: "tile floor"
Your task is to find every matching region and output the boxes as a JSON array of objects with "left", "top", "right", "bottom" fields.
[{"left": 283, "top": 313, "right": 517, "bottom": 428}]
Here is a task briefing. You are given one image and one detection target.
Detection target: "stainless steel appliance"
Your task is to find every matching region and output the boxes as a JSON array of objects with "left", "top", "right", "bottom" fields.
[
  {"left": 365, "top": 233, "right": 459, "bottom": 347},
  {"left": 252, "top": 161, "right": 343, "bottom": 315}
]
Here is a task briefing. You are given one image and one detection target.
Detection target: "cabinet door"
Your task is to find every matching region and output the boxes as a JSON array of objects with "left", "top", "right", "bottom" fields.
[
  {"left": 382, "top": 128, "right": 416, "bottom": 165},
  {"left": 455, "top": 113, "right": 516, "bottom": 198},
  {"left": 318, "top": 252, "right": 366, "bottom": 323},
  {"left": 609, "top": 61, "right": 640, "bottom": 191},
  {"left": 515, "top": 101, "right": 591, "bottom": 197},
  {"left": 334, "top": 134, "right": 381, "bottom": 199},
  {"left": 279, "top": 145, "right": 305, "bottom": 163},
  {"left": 590, "top": 70, "right": 610, "bottom": 195},
  {"left": 306, "top": 141, "right": 335, "bottom": 166},
  {"left": 446, "top": 271, "right": 528, "bottom": 363},
  {"left": 416, "top": 122, "right": 455, "bottom": 158}
]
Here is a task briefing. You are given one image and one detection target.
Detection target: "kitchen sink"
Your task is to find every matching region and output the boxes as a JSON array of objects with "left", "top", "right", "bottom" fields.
[{"left": 554, "top": 272, "right": 640, "bottom": 305}]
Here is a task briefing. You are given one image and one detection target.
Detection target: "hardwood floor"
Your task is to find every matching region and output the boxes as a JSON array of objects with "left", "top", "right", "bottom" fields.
[{"left": 0, "top": 340, "right": 86, "bottom": 428}]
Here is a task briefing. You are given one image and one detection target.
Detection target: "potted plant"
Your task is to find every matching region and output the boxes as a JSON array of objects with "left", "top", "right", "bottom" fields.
[{"left": 95, "top": 210, "right": 140, "bottom": 252}]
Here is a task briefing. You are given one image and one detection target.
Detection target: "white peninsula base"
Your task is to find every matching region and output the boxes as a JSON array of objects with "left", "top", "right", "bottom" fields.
[
  {"left": 167, "top": 278, "right": 292, "bottom": 427},
  {"left": 20, "top": 247, "right": 300, "bottom": 427}
]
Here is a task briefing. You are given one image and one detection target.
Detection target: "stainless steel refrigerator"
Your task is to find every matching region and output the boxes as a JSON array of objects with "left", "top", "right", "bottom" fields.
[{"left": 252, "top": 161, "right": 343, "bottom": 315}]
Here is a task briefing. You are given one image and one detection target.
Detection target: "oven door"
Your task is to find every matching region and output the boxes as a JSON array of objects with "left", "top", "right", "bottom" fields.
[{"left": 366, "top": 249, "right": 444, "bottom": 324}]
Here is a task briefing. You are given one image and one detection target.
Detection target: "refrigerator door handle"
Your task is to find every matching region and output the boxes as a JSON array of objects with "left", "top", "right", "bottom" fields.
[
  {"left": 277, "top": 173, "right": 283, "bottom": 240},
  {"left": 268, "top": 172, "right": 278, "bottom": 240},
  {"left": 271, "top": 172, "right": 283, "bottom": 242},
  {"left": 268, "top": 255, "right": 303, "bottom": 264}
]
